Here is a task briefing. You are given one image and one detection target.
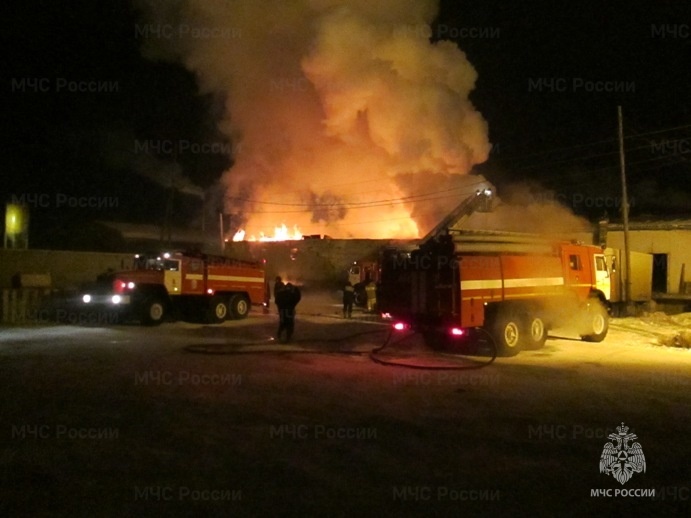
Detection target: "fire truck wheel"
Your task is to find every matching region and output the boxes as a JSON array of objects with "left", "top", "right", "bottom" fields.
[
  {"left": 580, "top": 300, "right": 609, "bottom": 342},
  {"left": 141, "top": 298, "right": 166, "bottom": 326},
  {"left": 229, "top": 295, "right": 250, "bottom": 320},
  {"left": 207, "top": 296, "right": 229, "bottom": 324},
  {"left": 523, "top": 315, "right": 547, "bottom": 350},
  {"left": 491, "top": 311, "right": 522, "bottom": 356}
]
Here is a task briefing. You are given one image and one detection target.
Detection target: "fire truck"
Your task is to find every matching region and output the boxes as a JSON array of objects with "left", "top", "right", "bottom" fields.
[
  {"left": 81, "top": 251, "right": 268, "bottom": 325},
  {"left": 347, "top": 260, "right": 379, "bottom": 306},
  {"left": 378, "top": 187, "right": 612, "bottom": 356}
]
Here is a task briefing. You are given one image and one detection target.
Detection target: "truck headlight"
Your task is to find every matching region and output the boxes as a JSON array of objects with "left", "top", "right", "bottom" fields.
[
  {"left": 111, "top": 295, "right": 121, "bottom": 304},
  {"left": 82, "top": 294, "right": 92, "bottom": 304}
]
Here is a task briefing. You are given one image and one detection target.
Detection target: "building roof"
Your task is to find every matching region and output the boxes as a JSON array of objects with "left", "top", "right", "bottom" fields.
[
  {"left": 97, "top": 221, "right": 213, "bottom": 248},
  {"left": 607, "top": 219, "right": 691, "bottom": 231}
]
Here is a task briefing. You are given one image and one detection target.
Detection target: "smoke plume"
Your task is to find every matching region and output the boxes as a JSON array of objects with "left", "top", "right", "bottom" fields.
[
  {"left": 134, "top": 0, "right": 491, "bottom": 238},
  {"left": 466, "top": 182, "right": 593, "bottom": 235}
]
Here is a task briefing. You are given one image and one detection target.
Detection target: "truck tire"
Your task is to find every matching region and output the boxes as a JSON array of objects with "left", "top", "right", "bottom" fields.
[
  {"left": 207, "top": 296, "right": 229, "bottom": 324},
  {"left": 141, "top": 297, "right": 166, "bottom": 326},
  {"left": 491, "top": 309, "right": 522, "bottom": 356},
  {"left": 580, "top": 300, "right": 609, "bottom": 342},
  {"left": 523, "top": 314, "right": 548, "bottom": 350},
  {"left": 229, "top": 294, "right": 250, "bottom": 320}
]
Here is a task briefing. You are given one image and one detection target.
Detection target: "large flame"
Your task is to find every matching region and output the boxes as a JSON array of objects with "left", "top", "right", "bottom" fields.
[
  {"left": 135, "top": 1, "right": 491, "bottom": 239},
  {"left": 233, "top": 224, "right": 303, "bottom": 242}
]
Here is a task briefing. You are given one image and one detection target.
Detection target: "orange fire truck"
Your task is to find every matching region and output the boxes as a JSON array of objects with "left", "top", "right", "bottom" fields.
[
  {"left": 81, "top": 251, "right": 268, "bottom": 325},
  {"left": 347, "top": 260, "right": 379, "bottom": 306},
  {"left": 378, "top": 188, "right": 612, "bottom": 355}
]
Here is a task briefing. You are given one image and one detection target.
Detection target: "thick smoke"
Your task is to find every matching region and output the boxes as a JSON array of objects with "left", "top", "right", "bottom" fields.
[
  {"left": 466, "top": 182, "right": 593, "bottom": 235},
  {"left": 135, "top": 0, "right": 491, "bottom": 238}
]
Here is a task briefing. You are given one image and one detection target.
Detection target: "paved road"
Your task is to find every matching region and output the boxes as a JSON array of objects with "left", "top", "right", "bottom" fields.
[{"left": 1, "top": 312, "right": 689, "bottom": 516}]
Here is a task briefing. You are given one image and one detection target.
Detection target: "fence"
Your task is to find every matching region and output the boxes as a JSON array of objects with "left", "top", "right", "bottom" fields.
[{"left": 1, "top": 288, "right": 54, "bottom": 324}]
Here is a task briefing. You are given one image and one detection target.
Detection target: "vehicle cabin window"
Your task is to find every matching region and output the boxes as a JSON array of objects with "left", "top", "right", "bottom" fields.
[
  {"left": 134, "top": 256, "right": 180, "bottom": 271},
  {"left": 569, "top": 254, "right": 582, "bottom": 271},
  {"left": 351, "top": 266, "right": 360, "bottom": 275},
  {"left": 595, "top": 256, "right": 607, "bottom": 271},
  {"left": 163, "top": 260, "right": 179, "bottom": 271}
]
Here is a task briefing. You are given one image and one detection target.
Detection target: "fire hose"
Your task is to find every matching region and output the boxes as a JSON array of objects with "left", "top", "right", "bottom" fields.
[{"left": 184, "top": 324, "right": 498, "bottom": 370}]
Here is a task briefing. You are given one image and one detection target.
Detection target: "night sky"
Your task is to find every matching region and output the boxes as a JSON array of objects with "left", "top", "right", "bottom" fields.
[{"left": 5, "top": 0, "right": 690, "bottom": 250}]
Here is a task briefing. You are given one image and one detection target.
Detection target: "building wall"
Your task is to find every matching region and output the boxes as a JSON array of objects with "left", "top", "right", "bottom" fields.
[
  {"left": 240, "top": 239, "right": 412, "bottom": 289},
  {"left": 0, "top": 249, "right": 135, "bottom": 290},
  {"left": 0, "top": 240, "right": 409, "bottom": 291},
  {"left": 2, "top": 230, "right": 687, "bottom": 297},
  {"left": 606, "top": 230, "right": 691, "bottom": 294}
]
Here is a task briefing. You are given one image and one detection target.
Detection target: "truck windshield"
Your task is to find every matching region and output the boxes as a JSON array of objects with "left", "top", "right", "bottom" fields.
[{"left": 134, "top": 255, "right": 180, "bottom": 271}]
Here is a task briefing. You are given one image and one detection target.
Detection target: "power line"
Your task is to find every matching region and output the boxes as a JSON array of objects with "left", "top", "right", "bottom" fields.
[
  {"left": 226, "top": 178, "right": 490, "bottom": 210},
  {"left": 496, "top": 122, "right": 691, "bottom": 166}
]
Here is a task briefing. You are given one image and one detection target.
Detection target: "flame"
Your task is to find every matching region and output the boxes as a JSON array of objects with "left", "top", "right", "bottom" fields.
[
  {"left": 233, "top": 224, "right": 302, "bottom": 242},
  {"left": 137, "top": 1, "right": 491, "bottom": 241}
]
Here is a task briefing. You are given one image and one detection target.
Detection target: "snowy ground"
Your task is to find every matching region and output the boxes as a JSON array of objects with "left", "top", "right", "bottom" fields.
[
  {"left": 1, "top": 292, "right": 689, "bottom": 516},
  {"left": 609, "top": 312, "right": 691, "bottom": 348}
]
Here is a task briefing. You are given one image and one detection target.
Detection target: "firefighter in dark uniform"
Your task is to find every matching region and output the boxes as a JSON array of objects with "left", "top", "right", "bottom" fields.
[
  {"left": 343, "top": 281, "right": 355, "bottom": 318},
  {"left": 273, "top": 276, "right": 285, "bottom": 314},
  {"left": 276, "top": 282, "right": 301, "bottom": 342}
]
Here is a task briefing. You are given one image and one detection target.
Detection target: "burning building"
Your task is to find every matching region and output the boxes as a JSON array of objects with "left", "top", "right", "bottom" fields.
[{"left": 135, "top": 0, "right": 491, "bottom": 240}]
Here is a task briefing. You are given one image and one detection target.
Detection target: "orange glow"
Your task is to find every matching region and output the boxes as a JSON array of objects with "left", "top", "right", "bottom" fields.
[{"left": 233, "top": 224, "right": 303, "bottom": 242}]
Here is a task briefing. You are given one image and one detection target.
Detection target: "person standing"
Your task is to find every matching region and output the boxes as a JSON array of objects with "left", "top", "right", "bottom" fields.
[
  {"left": 343, "top": 281, "right": 355, "bottom": 318},
  {"left": 273, "top": 276, "right": 285, "bottom": 314},
  {"left": 365, "top": 280, "right": 377, "bottom": 313},
  {"left": 276, "top": 282, "right": 301, "bottom": 342}
]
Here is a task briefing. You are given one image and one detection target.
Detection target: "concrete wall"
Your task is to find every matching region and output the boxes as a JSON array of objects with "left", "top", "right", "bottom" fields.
[
  {"left": 1, "top": 288, "right": 52, "bottom": 324},
  {"left": 0, "top": 249, "right": 135, "bottom": 290},
  {"left": 607, "top": 230, "right": 691, "bottom": 294},
  {"left": 3, "top": 229, "right": 687, "bottom": 297}
]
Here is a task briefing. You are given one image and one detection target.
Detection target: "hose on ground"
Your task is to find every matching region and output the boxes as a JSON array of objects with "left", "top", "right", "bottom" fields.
[{"left": 184, "top": 323, "right": 498, "bottom": 370}]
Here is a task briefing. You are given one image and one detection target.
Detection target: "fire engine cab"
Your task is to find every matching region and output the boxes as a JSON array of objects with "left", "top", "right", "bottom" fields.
[{"left": 81, "top": 251, "right": 268, "bottom": 325}]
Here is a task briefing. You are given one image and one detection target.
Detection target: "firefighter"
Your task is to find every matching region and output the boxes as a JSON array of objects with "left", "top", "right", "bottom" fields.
[
  {"left": 273, "top": 276, "right": 285, "bottom": 314},
  {"left": 343, "top": 281, "right": 355, "bottom": 318},
  {"left": 365, "top": 280, "right": 377, "bottom": 313},
  {"left": 276, "top": 282, "right": 301, "bottom": 343}
]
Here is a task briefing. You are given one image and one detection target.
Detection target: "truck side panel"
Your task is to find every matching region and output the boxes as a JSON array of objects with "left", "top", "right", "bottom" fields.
[
  {"left": 207, "top": 264, "right": 266, "bottom": 304},
  {"left": 459, "top": 255, "right": 501, "bottom": 328},
  {"left": 500, "top": 255, "right": 565, "bottom": 300},
  {"left": 180, "top": 256, "right": 205, "bottom": 295},
  {"left": 459, "top": 254, "right": 565, "bottom": 328}
]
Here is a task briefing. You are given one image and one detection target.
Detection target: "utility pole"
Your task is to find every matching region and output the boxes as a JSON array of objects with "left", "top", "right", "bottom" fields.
[
  {"left": 618, "top": 105, "right": 632, "bottom": 313},
  {"left": 201, "top": 193, "right": 205, "bottom": 234},
  {"left": 219, "top": 212, "right": 225, "bottom": 252}
]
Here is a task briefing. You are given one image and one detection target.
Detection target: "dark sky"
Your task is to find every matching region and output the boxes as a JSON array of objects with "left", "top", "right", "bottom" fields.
[
  {"left": 4, "top": 0, "right": 690, "bottom": 249},
  {"left": 438, "top": 0, "right": 690, "bottom": 216}
]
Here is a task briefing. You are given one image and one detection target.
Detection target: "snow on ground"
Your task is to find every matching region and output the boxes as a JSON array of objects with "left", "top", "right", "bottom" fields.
[
  {"left": 610, "top": 312, "right": 691, "bottom": 348},
  {"left": 1, "top": 297, "right": 690, "bottom": 516}
]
